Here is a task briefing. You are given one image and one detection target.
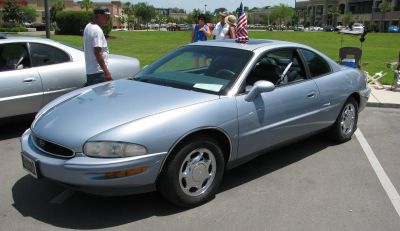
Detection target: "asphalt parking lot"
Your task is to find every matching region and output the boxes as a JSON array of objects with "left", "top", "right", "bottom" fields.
[{"left": 0, "top": 107, "right": 399, "bottom": 231}]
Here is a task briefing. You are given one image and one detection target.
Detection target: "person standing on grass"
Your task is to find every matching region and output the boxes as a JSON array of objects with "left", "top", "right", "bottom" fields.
[
  {"left": 212, "top": 11, "right": 229, "bottom": 40},
  {"left": 225, "top": 15, "right": 237, "bottom": 39},
  {"left": 191, "top": 14, "right": 211, "bottom": 43},
  {"left": 191, "top": 14, "right": 211, "bottom": 67},
  {"left": 83, "top": 7, "right": 112, "bottom": 86}
]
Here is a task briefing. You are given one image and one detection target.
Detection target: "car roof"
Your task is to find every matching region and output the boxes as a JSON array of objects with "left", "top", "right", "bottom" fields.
[
  {"left": 188, "top": 39, "right": 308, "bottom": 51},
  {"left": 0, "top": 36, "right": 60, "bottom": 44}
]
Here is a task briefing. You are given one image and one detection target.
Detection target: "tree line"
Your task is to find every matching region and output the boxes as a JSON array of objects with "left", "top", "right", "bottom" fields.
[{"left": 2, "top": 0, "right": 391, "bottom": 32}]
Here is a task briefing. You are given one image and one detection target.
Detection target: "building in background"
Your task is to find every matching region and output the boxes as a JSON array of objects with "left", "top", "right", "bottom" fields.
[
  {"left": 247, "top": 8, "right": 273, "bottom": 25},
  {"left": 0, "top": 0, "right": 123, "bottom": 28},
  {"left": 295, "top": 0, "right": 400, "bottom": 31},
  {"left": 0, "top": 1, "right": 190, "bottom": 29}
]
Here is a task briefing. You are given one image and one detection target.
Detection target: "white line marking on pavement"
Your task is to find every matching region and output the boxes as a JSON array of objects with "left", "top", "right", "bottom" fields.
[
  {"left": 49, "top": 188, "right": 75, "bottom": 204},
  {"left": 355, "top": 129, "right": 400, "bottom": 217}
]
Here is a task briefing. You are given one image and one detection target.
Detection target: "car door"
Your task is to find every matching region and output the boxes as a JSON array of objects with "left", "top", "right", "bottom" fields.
[
  {"left": 235, "top": 48, "right": 322, "bottom": 158},
  {"left": 29, "top": 42, "right": 86, "bottom": 104},
  {"left": 0, "top": 43, "right": 43, "bottom": 119},
  {"left": 298, "top": 48, "right": 342, "bottom": 127}
]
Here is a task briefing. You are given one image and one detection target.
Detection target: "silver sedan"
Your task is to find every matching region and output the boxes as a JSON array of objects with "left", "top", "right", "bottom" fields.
[
  {"left": 0, "top": 36, "right": 140, "bottom": 119},
  {"left": 20, "top": 39, "right": 370, "bottom": 207}
]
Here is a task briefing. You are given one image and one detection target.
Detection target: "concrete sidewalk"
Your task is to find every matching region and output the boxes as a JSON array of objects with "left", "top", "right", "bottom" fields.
[{"left": 367, "top": 85, "right": 400, "bottom": 108}]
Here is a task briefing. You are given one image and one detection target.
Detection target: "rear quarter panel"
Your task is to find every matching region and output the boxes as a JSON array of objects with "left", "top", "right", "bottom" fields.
[
  {"left": 313, "top": 66, "right": 366, "bottom": 126},
  {"left": 108, "top": 55, "right": 141, "bottom": 79}
]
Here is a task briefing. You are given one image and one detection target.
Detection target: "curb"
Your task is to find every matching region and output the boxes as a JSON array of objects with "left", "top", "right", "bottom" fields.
[{"left": 366, "top": 102, "right": 400, "bottom": 109}]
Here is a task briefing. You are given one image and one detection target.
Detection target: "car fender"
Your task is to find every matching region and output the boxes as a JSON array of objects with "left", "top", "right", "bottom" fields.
[{"left": 89, "top": 96, "right": 239, "bottom": 162}]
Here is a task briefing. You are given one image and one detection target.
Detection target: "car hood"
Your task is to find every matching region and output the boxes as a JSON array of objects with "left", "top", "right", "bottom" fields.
[{"left": 32, "top": 80, "right": 219, "bottom": 150}]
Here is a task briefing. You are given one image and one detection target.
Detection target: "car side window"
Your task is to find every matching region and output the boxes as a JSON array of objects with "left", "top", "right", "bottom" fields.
[
  {"left": 0, "top": 43, "right": 31, "bottom": 72},
  {"left": 245, "top": 48, "right": 306, "bottom": 88},
  {"left": 299, "top": 49, "right": 331, "bottom": 78},
  {"left": 29, "top": 43, "right": 70, "bottom": 67}
]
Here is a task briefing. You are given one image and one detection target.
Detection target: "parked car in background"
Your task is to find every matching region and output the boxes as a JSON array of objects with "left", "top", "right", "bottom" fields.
[
  {"left": 388, "top": 25, "right": 399, "bottom": 32},
  {"left": 21, "top": 39, "right": 370, "bottom": 207},
  {"left": 336, "top": 25, "right": 346, "bottom": 31},
  {"left": 0, "top": 36, "right": 140, "bottom": 120},
  {"left": 305, "top": 26, "right": 323, "bottom": 31},
  {"left": 352, "top": 23, "right": 364, "bottom": 33},
  {"left": 324, "top": 25, "right": 335, "bottom": 32},
  {"left": 22, "top": 21, "right": 32, "bottom": 27},
  {"left": 294, "top": 25, "right": 305, "bottom": 31}
]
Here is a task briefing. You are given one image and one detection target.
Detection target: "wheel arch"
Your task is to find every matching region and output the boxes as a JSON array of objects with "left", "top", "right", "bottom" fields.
[
  {"left": 350, "top": 92, "right": 360, "bottom": 107},
  {"left": 158, "top": 127, "right": 232, "bottom": 174}
]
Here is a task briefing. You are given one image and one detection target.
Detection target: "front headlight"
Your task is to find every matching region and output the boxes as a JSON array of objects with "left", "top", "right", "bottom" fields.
[{"left": 84, "top": 141, "right": 147, "bottom": 158}]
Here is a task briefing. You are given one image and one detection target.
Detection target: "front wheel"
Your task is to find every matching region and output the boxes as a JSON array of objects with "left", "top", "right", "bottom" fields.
[
  {"left": 329, "top": 97, "right": 358, "bottom": 143},
  {"left": 157, "top": 136, "right": 225, "bottom": 207}
]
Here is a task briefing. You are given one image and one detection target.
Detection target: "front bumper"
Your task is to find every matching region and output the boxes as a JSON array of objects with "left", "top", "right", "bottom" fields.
[
  {"left": 358, "top": 86, "right": 371, "bottom": 112},
  {"left": 20, "top": 129, "right": 167, "bottom": 195}
]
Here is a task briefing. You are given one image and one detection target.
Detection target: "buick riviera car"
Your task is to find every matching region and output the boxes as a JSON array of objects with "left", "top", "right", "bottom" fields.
[
  {"left": 0, "top": 36, "right": 140, "bottom": 120},
  {"left": 21, "top": 39, "right": 371, "bottom": 207}
]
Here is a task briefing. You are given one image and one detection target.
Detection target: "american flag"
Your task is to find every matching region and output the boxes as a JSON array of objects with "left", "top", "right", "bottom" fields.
[{"left": 236, "top": 2, "right": 248, "bottom": 43}]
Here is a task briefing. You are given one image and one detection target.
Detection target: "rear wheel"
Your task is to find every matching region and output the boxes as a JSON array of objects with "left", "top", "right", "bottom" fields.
[
  {"left": 329, "top": 97, "right": 358, "bottom": 143},
  {"left": 157, "top": 136, "right": 225, "bottom": 207}
]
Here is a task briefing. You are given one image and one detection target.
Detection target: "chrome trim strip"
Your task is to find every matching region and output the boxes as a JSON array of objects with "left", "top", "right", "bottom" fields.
[
  {"left": 240, "top": 109, "right": 321, "bottom": 137},
  {"left": 43, "top": 87, "right": 77, "bottom": 95},
  {"left": 0, "top": 87, "right": 76, "bottom": 102},
  {"left": 0, "top": 92, "right": 43, "bottom": 102},
  {"left": 65, "top": 152, "right": 168, "bottom": 168}
]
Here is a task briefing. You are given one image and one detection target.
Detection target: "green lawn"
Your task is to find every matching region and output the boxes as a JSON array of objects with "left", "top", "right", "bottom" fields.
[{"left": 50, "top": 30, "right": 400, "bottom": 85}]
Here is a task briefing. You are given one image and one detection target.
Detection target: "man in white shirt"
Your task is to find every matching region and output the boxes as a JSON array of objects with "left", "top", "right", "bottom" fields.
[
  {"left": 212, "top": 11, "right": 229, "bottom": 40},
  {"left": 83, "top": 7, "right": 112, "bottom": 86}
]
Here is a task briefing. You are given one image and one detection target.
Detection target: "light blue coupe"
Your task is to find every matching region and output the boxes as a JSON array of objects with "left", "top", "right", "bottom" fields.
[{"left": 21, "top": 39, "right": 371, "bottom": 207}]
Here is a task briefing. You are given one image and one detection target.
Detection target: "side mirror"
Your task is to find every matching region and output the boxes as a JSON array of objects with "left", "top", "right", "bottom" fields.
[{"left": 245, "top": 80, "right": 275, "bottom": 102}]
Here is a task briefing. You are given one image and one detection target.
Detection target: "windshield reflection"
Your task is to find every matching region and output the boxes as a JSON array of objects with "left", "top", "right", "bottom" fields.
[{"left": 134, "top": 46, "right": 253, "bottom": 95}]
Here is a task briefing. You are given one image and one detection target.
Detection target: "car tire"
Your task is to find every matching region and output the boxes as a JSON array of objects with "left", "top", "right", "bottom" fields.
[
  {"left": 329, "top": 97, "right": 358, "bottom": 143},
  {"left": 157, "top": 135, "right": 225, "bottom": 207}
]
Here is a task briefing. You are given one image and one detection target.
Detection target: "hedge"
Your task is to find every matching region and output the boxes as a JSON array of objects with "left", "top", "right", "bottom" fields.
[
  {"left": 0, "top": 27, "right": 28, "bottom": 32},
  {"left": 55, "top": 10, "right": 112, "bottom": 37}
]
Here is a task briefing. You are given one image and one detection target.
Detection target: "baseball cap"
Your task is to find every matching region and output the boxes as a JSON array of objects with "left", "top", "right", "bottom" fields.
[
  {"left": 219, "top": 11, "right": 229, "bottom": 17},
  {"left": 94, "top": 7, "right": 111, "bottom": 15}
]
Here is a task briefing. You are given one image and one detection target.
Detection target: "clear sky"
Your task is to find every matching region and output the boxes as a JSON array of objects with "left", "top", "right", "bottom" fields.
[{"left": 114, "top": 1, "right": 296, "bottom": 13}]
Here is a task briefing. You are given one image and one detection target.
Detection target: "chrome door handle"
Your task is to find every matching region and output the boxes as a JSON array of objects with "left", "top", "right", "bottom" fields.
[
  {"left": 307, "top": 92, "right": 316, "bottom": 98},
  {"left": 23, "top": 77, "right": 36, "bottom": 83}
]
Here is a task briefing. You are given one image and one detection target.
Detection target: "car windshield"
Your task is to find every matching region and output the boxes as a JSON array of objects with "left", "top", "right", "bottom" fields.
[{"left": 132, "top": 45, "right": 253, "bottom": 95}]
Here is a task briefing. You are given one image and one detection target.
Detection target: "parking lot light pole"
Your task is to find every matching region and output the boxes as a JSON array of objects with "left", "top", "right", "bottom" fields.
[{"left": 44, "top": 0, "right": 51, "bottom": 38}]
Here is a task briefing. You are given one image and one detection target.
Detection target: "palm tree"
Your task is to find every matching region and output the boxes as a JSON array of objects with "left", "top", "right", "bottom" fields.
[
  {"left": 79, "top": 0, "right": 93, "bottom": 12},
  {"left": 133, "top": 2, "right": 156, "bottom": 26},
  {"left": 298, "top": 10, "right": 308, "bottom": 25},
  {"left": 270, "top": 4, "right": 295, "bottom": 28},
  {"left": 327, "top": 5, "right": 340, "bottom": 25},
  {"left": 189, "top": 8, "right": 202, "bottom": 23},
  {"left": 50, "top": 0, "right": 65, "bottom": 24},
  {"left": 378, "top": 0, "right": 390, "bottom": 32},
  {"left": 323, "top": 0, "right": 328, "bottom": 25},
  {"left": 122, "top": 2, "right": 135, "bottom": 30},
  {"left": 343, "top": 11, "right": 352, "bottom": 27}
]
